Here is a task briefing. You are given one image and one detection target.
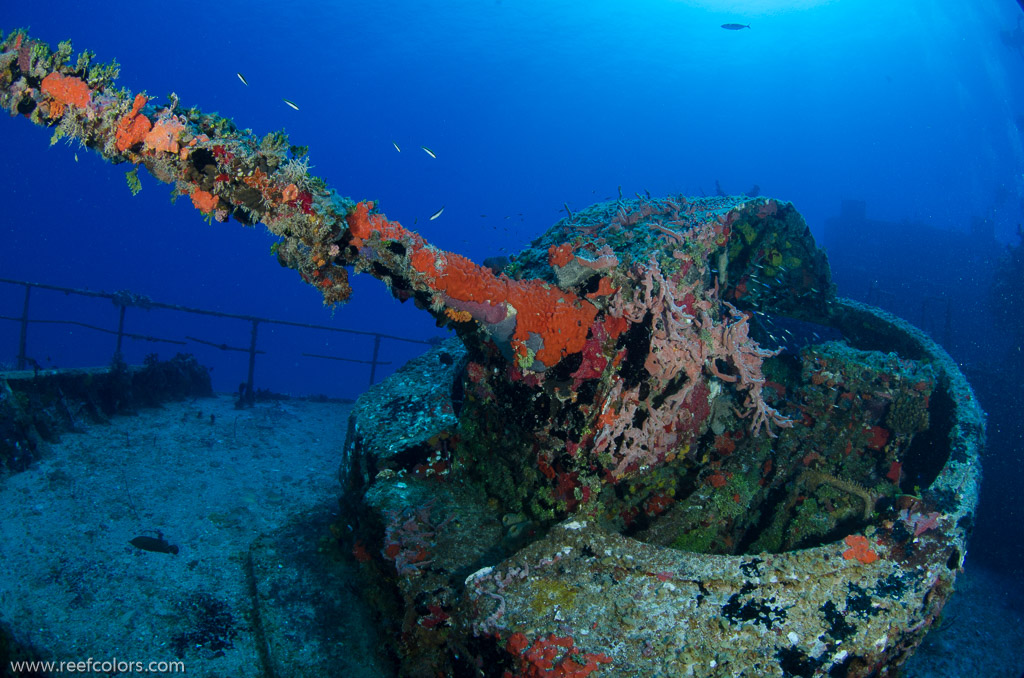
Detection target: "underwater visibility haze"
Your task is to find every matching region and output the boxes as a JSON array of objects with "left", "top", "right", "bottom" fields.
[{"left": 1, "top": 1, "right": 1023, "bottom": 676}]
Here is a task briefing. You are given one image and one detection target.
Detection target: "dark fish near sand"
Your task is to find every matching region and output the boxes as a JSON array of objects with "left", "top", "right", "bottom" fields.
[
  {"left": 721, "top": 23, "right": 750, "bottom": 30},
  {"left": 130, "top": 535, "right": 179, "bottom": 555}
]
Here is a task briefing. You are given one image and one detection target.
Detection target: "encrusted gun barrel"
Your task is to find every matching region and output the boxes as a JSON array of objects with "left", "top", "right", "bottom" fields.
[{"left": 2, "top": 29, "right": 983, "bottom": 678}]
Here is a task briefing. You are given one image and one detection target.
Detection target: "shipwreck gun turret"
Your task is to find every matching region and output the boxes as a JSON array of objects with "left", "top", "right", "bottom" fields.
[{"left": 1, "top": 30, "right": 983, "bottom": 678}]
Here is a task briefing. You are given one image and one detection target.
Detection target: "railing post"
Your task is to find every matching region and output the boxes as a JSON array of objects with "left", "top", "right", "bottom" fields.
[
  {"left": 246, "top": 319, "right": 259, "bottom": 404},
  {"left": 368, "top": 334, "right": 382, "bottom": 386},
  {"left": 16, "top": 284, "right": 30, "bottom": 370},
  {"left": 114, "top": 303, "right": 127, "bottom": 359}
]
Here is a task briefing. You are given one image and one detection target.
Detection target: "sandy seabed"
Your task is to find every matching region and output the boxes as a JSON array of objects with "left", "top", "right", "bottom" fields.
[{"left": 0, "top": 394, "right": 350, "bottom": 677}]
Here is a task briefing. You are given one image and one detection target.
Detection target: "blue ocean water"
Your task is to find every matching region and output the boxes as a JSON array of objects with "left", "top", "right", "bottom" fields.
[
  {"left": 3, "top": 1, "right": 1022, "bottom": 399},
  {"left": 1, "top": 1, "right": 1024, "bottom": 672}
]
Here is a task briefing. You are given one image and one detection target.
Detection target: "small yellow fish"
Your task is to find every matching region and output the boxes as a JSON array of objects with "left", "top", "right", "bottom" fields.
[
  {"left": 237, "top": 72, "right": 248, "bottom": 86},
  {"left": 283, "top": 98, "right": 299, "bottom": 111},
  {"left": 392, "top": 141, "right": 401, "bottom": 152},
  {"left": 429, "top": 205, "right": 445, "bottom": 220},
  {"left": 421, "top": 146, "right": 436, "bottom": 159},
  {"left": 74, "top": 153, "right": 78, "bottom": 162}
]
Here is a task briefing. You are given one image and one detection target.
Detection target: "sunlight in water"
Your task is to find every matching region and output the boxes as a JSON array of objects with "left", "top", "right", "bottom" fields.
[{"left": 673, "top": 0, "right": 835, "bottom": 12}]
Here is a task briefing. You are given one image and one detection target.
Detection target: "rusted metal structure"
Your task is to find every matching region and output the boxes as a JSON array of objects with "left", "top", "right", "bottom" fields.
[{"left": 1, "top": 30, "right": 982, "bottom": 677}]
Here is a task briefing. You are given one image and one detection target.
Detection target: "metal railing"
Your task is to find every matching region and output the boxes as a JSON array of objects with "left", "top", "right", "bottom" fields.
[{"left": 0, "top": 277, "right": 440, "bottom": 395}]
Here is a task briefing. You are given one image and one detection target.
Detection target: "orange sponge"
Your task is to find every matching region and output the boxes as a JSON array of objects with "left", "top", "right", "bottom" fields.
[
  {"left": 40, "top": 72, "right": 92, "bottom": 110},
  {"left": 115, "top": 94, "right": 152, "bottom": 152}
]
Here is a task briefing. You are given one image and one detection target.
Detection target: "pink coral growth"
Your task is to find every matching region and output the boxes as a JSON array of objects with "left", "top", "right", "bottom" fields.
[
  {"left": 603, "top": 250, "right": 791, "bottom": 460},
  {"left": 900, "top": 509, "right": 942, "bottom": 537},
  {"left": 710, "top": 302, "right": 793, "bottom": 437},
  {"left": 634, "top": 255, "right": 790, "bottom": 436},
  {"left": 592, "top": 377, "right": 711, "bottom": 479},
  {"left": 381, "top": 501, "right": 452, "bottom": 577}
]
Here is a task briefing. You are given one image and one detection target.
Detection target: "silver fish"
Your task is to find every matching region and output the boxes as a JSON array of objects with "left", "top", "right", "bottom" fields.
[
  {"left": 283, "top": 98, "right": 299, "bottom": 111},
  {"left": 421, "top": 146, "right": 436, "bottom": 159},
  {"left": 237, "top": 72, "right": 248, "bottom": 86},
  {"left": 392, "top": 141, "right": 401, "bottom": 152},
  {"left": 429, "top": 205, "right": 445, "bottom": 220}
]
